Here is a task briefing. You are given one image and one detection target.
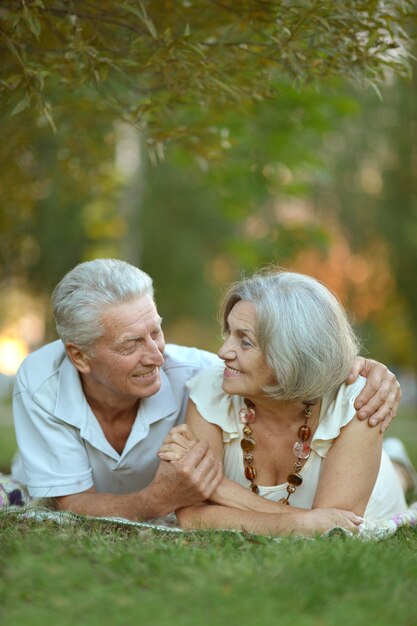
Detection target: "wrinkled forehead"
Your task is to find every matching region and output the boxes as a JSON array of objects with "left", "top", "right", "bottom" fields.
[
  {"left": 227, "top": 300, "right": 258, "bottom": 332},
  {"left": 99, "top": 295, "right": 162, "bottom": 335}
]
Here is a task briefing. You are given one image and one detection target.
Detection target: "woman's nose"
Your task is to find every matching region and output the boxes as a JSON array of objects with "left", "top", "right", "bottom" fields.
[{"left": 217, "top": 337, "right": 235, "bottom": 361}]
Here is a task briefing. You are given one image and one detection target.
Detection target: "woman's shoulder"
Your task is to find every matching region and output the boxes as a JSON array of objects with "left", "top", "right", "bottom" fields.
[
  {"left": 312, "top": 375, "right": 367, "bottom": 455},
  {"left": 326, "top": 374, "right": 366, "bottom": 409}
]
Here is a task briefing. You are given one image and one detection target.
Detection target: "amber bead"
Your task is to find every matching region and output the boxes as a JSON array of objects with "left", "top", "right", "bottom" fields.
[
  {"left": 250, "top": 483, "right": 259, "bottom": 494},
  {"left": 287, "top": 473, "right": 303, "bottom": 486},
  {"left": 298, "top": 424, "right": 311, "bottom": 441},
  {"left": 243, "top": 425, "right": 252, "bottom": 436},
  {"left": 245, "top": 465, "right": 257, "bottom": 480},
  {"left": 241, "top": 437, "right": 255, "bottom": 451}
]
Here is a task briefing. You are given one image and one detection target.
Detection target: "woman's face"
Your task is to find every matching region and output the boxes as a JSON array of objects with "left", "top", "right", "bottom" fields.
[{"left": 218, "top": 300, "right": 275, "bottom": 400}]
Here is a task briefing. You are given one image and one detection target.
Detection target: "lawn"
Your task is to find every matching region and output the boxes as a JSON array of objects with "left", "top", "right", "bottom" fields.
[{"left": 1, "top": 406, "right": 417, "bottom": 626}]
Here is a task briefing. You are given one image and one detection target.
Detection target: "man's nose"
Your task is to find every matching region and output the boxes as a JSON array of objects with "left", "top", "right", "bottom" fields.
[{"left": 142, "top": 338, "right": 164, "bottom": 364}]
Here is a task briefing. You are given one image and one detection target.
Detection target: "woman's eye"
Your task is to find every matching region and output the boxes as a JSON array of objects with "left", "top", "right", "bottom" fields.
[{"left": 241, "top": 339, "right": 252, "bottom": 348}]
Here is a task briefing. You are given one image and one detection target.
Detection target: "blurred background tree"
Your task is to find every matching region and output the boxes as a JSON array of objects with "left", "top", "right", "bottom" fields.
[
  {"left": 314, "top": 64, "right": 417, "bottom": 368},
  {"left": 0, "top": 1, "right": 416, "bottom": 385}
]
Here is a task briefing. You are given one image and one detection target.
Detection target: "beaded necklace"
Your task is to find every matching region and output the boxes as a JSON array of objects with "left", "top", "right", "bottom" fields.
[{"left": 239, "top": 397, "right": 318, "bottom": 504}]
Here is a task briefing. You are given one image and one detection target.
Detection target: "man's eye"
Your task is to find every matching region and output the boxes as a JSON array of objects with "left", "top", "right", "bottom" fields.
[{"left": 121, "top": 345, "right": 136, "bottom": 354}]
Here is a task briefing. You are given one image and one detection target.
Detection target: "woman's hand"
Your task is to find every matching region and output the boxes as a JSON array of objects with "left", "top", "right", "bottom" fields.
[
  {"left": 346, "top": 357, "right": 401, "bottom": 432},
  {"left": 301, "top": 508, "right": 363, "bottom": 536},
  {"left": 157, "top": 424, "right": 198, "bottom": 462}
]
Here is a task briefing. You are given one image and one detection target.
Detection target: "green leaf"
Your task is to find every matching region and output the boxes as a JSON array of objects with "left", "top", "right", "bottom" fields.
[
  {"left": 5, "top": 74, "right": 22, "bottom": 90},
  {"left": 41, "top": 102, "right": 57, "bottom": 133},
  {"left": 10, "top": 95, "right": 30, "bottom": 116},
  {"left": 367, "top": 79, "right": 383, "bottom": 101},
  {"left": 186, "top": 43, "right": 206, "bottom": 59},
  {"left": 365, "top": 30, "right": 381, "bottom": 50},
  {"left": 26, "top": 13, "right": 41, "bottom": 39},
  {"left": 121, "top": 2, "right": 158, "bottom": 39}
]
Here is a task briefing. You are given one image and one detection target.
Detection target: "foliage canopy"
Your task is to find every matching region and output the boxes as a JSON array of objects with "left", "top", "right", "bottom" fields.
[{"left": 1, "top": 0, "right": 416, "bottom": 151}]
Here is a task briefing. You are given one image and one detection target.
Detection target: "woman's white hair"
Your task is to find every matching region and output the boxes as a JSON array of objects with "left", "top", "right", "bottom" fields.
[
  {"left": 220, "top": 269, "right": 360, "bottom": 401},
  {"left": 52, "top": 258, "right": 154, "bottom": 349}
]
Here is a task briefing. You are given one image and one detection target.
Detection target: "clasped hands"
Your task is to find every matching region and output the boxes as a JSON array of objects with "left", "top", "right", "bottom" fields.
[
  {"left": 152, "top": 425, "right": 222, "bottom": 512},
  {"left": 158, "top": 424, "right": 200, "bottom": 463}
]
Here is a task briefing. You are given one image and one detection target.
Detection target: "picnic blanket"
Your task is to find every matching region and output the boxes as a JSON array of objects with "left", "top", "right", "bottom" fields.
[{"left": 1, "top": 474, "right": 416, "bottom": 541}]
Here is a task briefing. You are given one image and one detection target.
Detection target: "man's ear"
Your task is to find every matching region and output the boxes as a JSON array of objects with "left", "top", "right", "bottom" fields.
[{"left": 66, "top": 343, "right": 92, "bottom": 374}]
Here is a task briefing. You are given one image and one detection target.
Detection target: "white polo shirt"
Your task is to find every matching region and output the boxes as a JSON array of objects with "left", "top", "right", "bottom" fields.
[{"left": 12, "top": 340, "right": 219, "bottom": 498}]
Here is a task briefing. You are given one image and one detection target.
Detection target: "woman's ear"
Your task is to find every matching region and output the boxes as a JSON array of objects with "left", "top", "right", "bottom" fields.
[{"left": 65, "top": 342, "right": 92, "bottom": 374}]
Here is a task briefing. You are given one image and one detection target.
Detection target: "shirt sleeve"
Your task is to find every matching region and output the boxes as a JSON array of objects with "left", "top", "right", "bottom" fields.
[
  {"left": 186, "top": 366, "right": 241, "bottom": 443},
  {"left": 311, "top": 376, "right": 367, "bottom": 459},
  {"left": 12, "top": 385, "right": 94, "bottom": 498}
]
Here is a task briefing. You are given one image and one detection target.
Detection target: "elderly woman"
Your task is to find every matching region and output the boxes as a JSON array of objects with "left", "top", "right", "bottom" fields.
[{"left": 158, "top": 270, "right": 410, "bottom": 536}]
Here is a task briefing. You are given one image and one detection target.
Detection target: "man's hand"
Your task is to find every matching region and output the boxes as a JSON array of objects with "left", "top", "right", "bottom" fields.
[
  {"left": 346, "top": 357, "right": 401, "bottom": 432},
  {"left": 157, "top": 424, "right": 197, "bottom": 461},
  {"left": 149, "top": 437, "right": 223, "bottom": 516}
]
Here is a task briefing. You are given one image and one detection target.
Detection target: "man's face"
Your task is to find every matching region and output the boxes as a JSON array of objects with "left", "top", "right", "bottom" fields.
[{"left": 82, "top": 295, "right": 165, "bottom": 404}]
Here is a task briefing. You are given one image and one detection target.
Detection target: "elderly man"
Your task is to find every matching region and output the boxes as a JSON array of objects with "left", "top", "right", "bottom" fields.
[{"left": 11, "top": 259, "right": 400, "bottom": 521}]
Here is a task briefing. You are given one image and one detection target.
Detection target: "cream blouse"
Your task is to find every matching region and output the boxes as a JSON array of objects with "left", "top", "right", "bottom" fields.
[{"left": 186, "top": 366, "right": 407, "bottom": 521}]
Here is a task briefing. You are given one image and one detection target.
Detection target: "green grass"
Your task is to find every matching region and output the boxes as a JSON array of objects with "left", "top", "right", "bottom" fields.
[
  {"left": 0, "top": 514, "right": 416, "bottom": 626},
  {"left": 1, "top": 410, "right": 417, "bottom": 626}
]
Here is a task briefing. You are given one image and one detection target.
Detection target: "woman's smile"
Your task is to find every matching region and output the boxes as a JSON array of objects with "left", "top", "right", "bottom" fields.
[{"left": 223, "top": 364, "right": 243, "bottom": 376}]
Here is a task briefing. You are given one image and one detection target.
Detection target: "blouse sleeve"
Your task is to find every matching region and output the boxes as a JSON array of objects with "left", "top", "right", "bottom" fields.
[
  {"left": 186, "top": 366, "right": 241, "bottom": 443},
  {"left": 311, "top": 375, "right": 367, "bottom": 458}
]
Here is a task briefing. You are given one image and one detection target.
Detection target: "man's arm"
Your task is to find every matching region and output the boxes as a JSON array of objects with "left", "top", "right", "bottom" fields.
[
  {"left": 13, "top": 378, "right": 222, "bottom": 520},
  {"left": 347, "top": 357, "right": 401, "bottom": 431},
  {"left": 55, "top": 439, "right": 222, "bottom": 520}
]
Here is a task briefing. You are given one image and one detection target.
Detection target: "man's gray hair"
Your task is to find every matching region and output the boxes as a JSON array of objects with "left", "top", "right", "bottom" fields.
[
  {"left": 52, "top": 258, "right": 154, "bottom": 348},
  {"left": 220, "top": 269, "right": 360, "bottom": 401}
]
